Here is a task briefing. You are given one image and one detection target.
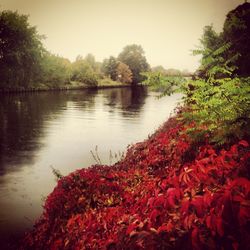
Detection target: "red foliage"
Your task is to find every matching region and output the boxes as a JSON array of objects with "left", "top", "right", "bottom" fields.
[{"left": 19, "top": 116, "right": 250, "bottom": 250}]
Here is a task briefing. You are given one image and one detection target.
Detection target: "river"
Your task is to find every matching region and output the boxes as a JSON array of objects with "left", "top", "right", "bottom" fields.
[{"left": 0, "top": 87, "right": 182, "bottom": 247}]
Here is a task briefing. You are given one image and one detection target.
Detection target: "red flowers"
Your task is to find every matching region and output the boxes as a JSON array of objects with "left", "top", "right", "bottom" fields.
[{"left": 20, "top": 117, "right": 250, "bottom": 250}]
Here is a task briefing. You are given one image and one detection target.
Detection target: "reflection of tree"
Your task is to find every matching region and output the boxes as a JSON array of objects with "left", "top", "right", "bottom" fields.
[
  {"left": 102, "top": 86, "right": 148, "bottom": 117},
  {"left": 103, "top": 89, "right": 118, "bottom": 108},
  {"left": 129, "top": 86, "right": 148, "bottom": 110},
  {"left": 0, "top": 90, "right": 97, "bottom": 175}
]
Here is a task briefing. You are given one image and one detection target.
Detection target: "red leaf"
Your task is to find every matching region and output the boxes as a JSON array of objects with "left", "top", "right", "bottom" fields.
[
  {"left": 233, "top": 242, "right": 239, "bottom": 250},
  {"left": 230, "top": 178, "right": 250, "bottom": 190},
  {"left": 126, "top": 223, "right": 137, "bottom": 235},
  {"left": 157, "top": 221, "right": 173, "bottom": 233},
  {"left": 181, "top": 200, "right": 190, "bottom": 214},
  {"left": 207, "top": 148, "right": 216, "bottom": 155},
  {"left": 233, "top": 195, "right": 244, "bottom": 202},
  {"left": 203, "top": 192, "right": 213, "bottom": 207},
  {"left": 160, "top": 179, "right": 168, "bottom": 190},
  {"left": 238, "top": 140, "right": 249, "bottom": 147},
  {"left": 206, "top": 215, "right": 212, "bottom": 229},
  {"left": 191, "top": 227, "right": 200, "bottom": 250},
  {"left": 230, "top": 145, "right": 238, "bottom": 155},
  {"left": 216, "top": 217, "right": 224, "bottom": 237},
  {"left": 191, "top": 196, "right": 205, "bottom": 217},
  {"left": 184, "top": 214, "right": 195, "bottom": 229},
  {"left": 166, "top": 221, "right": 174, "bottom": 232},
  {"left": 148, "top": 197, "right": 155, "bottom": 208},
  {"left": 150, "top": 209, "right": 160, "bottom": 223},
  {"left": 166, "top": 188, "right": 181, "bottom": 207},
  {"left": 153, "top": 195, "right": 167, "bottom": 208},
  {"left": 51, "top": 239, "right": 63, "bottom": 250},
  {"left": 238, "top": 206, "right": 250, "bottom": 226}
]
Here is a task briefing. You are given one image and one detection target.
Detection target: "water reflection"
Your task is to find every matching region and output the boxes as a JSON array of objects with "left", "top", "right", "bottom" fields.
[
  {"left": 0, "top": 90, "right": 99, "bottom": 175},
  {"left": 103, "top": 86, "right": 147, "bottom": 113},
  {"left": 0, "top": 86, "right": 181, "bottom": 248}
]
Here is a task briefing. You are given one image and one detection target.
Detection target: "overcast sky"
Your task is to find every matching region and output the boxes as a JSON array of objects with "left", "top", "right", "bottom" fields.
[{"left": 0, "top": 0, "right": 244, "bottom": 71}]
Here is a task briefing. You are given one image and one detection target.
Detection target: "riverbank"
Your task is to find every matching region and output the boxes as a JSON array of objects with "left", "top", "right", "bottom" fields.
[
  {"left": 19, "top": 111, "right": 250, "bottom": 250},
  {"left": 0, "top": 78, "right": 131, "bottom": 94}
]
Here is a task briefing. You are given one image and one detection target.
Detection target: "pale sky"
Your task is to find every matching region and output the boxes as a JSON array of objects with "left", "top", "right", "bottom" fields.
[{"left": 0, "top": 0, "right": 245, "bottom": 71}]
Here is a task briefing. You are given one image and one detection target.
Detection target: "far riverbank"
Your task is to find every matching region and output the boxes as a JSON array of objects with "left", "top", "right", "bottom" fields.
[{"left": 0, "top": 79, "right": 132, "bottom": 94}]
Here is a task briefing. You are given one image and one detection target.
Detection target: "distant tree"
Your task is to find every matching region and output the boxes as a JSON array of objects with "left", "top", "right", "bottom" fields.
[
  {"left": 0, "top": 10, "right": 44, "bottom": 88},
  {"left": 38, "top": 52, "right": 71, "bottom": 85},
  {"left": 165, "top": 68, "right": 182, "bottom": 76},
  {"left": 71, "top": 56, "right": 98, "bottom": 86},
  {"left": 84, "top": 53, "right": 101, "bottom": 74},
  {"left": 181, "top": 69, "right": 192, "bottom": 77},
  {"left": 118, "top": 44, "right": 149, "bottom": 84},
  {"left": 151, "top": 65, "right": 166, "bottom": 74},
  {"left": 102, "top": 56, "right": 118, "bottom": 80},
  {"left": 75, "top": 55, "right": 83, "bottom": 61},
  {"left": 116, "top": 62, "right": 132, "bottom": 84},
  {"left": 152, "top": 66, "right": 184, "bottom": 76},
  {"left": 84, "top": 53, "right": 95, "bottom": 67}
]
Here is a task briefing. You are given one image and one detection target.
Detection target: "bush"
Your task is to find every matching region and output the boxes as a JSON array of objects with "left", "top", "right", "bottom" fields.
[{"left": 182, "top": 76, "right": 250, "bottom": 144}]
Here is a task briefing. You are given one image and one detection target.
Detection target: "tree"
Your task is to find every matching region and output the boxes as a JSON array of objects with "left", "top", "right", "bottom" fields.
[
  {"left": 151, "top": 65, "right": 166, "bottom": 74},
  {"left": 181, "top": 69, "right": 192, "bottom": 77},
  {"left": 182, "top": 4, "right": 250, "bottom": 143},
  {"left": 102, "top": 56, "right": 118, "bottom": 80},
  {"left": 165, "top": 68, "right": 182, "bottom": 76},
  {"left": 84, "top": 53, "right": 101, "bottom": 75},
  {"left": 193, "top": 25, "right": 225, "bottom": 79},
  {"left": 0, "top": 10, "right": 44, "bottom": 88},
  {"left": 38, "top": 52, "right": 71, "bottom": 85},
  {"left": 223, "top": 2, "right": 250, "bottom": 76},
  {"left": 71, "top": 56, "right": 98, "bottom": 86},
  {"left": 152, "top": 66, "right": 182, "bottom": 76},
  {"left": 118, "top": 44, "right": 149, "bottom": 84},
  {"left": 115, "top": 62, "right": 132, "bottom": 84}
]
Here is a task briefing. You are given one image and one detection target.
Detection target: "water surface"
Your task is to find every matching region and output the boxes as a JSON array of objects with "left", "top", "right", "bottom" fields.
[{"left": 0, "top": 87, "right": 182, "bottom": 246}]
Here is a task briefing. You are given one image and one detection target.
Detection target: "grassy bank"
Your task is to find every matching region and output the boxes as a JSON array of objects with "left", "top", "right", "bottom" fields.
[
  {"left": 19, "top": 110, "right": 250, "bottom": 250},
  {"left": 0, "top": 78, "right": 130, "bottom": 94}
]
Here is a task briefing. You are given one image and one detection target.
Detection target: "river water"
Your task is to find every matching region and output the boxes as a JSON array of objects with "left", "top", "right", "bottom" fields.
[{"left": 0, "top": 87, "right": 182, "bottom": 246}]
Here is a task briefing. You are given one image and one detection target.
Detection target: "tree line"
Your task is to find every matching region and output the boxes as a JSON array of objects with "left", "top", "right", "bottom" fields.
[
  {"left": 0, "top": 10, "right": 192, "bottom": 90},
  {"left": 0, "top": 10, "right": 146, "bottom": 89}
]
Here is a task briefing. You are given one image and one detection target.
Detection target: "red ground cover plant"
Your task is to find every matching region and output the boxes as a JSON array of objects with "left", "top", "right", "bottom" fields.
[{"left": 20, "top": 115, "right": 250, "bottom": 250}]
